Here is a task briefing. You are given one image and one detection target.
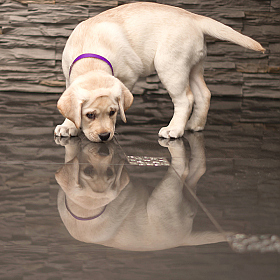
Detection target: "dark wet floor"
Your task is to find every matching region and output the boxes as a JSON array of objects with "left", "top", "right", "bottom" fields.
[{"left": 0, "top": 92, "right": 280, "bottom": 279}]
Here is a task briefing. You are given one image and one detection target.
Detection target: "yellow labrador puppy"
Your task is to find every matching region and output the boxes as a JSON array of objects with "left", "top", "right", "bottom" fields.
[{"left": 55, "top": 2, "right": 264, "bottom": 142}]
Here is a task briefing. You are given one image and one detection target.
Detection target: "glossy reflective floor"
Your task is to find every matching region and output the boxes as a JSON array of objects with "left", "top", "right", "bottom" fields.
[{"left": 0, "top": 92, "right": 280, "bottom": 279}]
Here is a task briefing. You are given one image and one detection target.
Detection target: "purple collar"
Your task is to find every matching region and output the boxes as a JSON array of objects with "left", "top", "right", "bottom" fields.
[
  {"left": 65, "top": 196, "right": 107, "bottom": 221},
  {"left": 69, "top": 53, "right": 114, "bottom": 77}
]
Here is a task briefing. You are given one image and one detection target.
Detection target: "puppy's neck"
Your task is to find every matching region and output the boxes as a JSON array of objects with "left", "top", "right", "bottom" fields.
[
  {"left": 65, "top": 195, "right": 107, "bottom": 219},
  {"left": 69, "top": 58, "right": 113, "bottom": 83}
]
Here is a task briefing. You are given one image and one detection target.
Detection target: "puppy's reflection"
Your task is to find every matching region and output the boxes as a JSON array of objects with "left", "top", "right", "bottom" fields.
[{"left": 56, "top": 135, "right": 229, "bottom": 251}]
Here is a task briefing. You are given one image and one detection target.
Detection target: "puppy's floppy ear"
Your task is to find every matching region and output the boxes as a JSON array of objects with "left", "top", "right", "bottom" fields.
[
  {"left": 118, "top": 84, "right": 134, "bottom": 123},
  {"left": 115, "top": 162, "right": 130, "bottom": 192},
  {"left": 55, "top": 157, "right": 80, "bottom": 192},
  {"left": 57, "top": 87, "right": 85, "bottom": 129}
]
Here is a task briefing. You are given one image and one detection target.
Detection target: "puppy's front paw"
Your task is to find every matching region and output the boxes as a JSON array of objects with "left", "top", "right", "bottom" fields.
[
  {"left": 54, "top": 136, "right": 80, "bottom": 146},
  {"left": 54, "top": 124, "right": 79, "bottom": 137},
  {"left": 158, "top": 126, "right": 184, "bottom": 139},
  {"left": 158, "top": 138, "right": 183, "bottom": 148}
]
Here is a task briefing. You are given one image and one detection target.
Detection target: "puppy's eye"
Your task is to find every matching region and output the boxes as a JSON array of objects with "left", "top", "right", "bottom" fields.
[
  {"left": 106, "top": 168, "right": 114, "bottom": 178},
  {"left": 86, "top": 113, "right": 95, "bottom": 120},
  {"left": 109, "top": 110, "right": 116, "bottom": 117},
  {"left": 83, "top": 166, "right": 95, "bottom": 177}
]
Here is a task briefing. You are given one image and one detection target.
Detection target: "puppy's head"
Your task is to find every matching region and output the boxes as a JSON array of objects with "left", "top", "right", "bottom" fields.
[
  {"left": 57, "top": 71, "right": 133, "bottom": 142},
  {"left": 56, "top": 140, "right": 131, "bottom": 243},
  {"left": 55, "top": 142, "right": 129, "bottom": 210}
]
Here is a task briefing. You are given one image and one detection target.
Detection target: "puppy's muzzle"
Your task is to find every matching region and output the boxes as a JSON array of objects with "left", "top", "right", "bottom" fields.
[{"left": 99, "top": 132, "right": 111, "bottom": 142}]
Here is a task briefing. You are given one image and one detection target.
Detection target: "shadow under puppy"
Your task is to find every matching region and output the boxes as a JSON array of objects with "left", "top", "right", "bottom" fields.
[
  {"left": 56, "top": 135, "right": 232, "bottom": 251},
  {"left": 55, "top": 2, "right": 264, "bottom": 142}
]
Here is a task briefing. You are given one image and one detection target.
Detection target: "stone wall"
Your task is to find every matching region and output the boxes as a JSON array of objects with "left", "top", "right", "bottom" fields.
[{"left": 0, "top": 0, "right": 279, "bottom": 98}]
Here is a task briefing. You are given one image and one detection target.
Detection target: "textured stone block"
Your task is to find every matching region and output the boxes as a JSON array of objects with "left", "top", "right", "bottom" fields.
[
  {"left": 245, "top": 11, "right": 280, "bottom": 25},
  {"left": 0, "top": 82, "right": 63, "bottom": 93},
  {"left": 2, "top": 24, "right": 76, "bottom": 37},
  {"left": 56, "top": 0, "right": 118, "bottom": 7},
  {"left": 204, "top": 61, "right": 236, "bottom": 70},
  {"left": 243, "top": 25, "right": 280, "bottom": 42},
  {"left": 0, "top": 1, "right": 26, "bottom": 13},
  {"left": 157, "top": 0, "right": 200, "bottom": 4},
  {"left": 27, "top": 4, "right": 88, "bottom": 24},
  {"left": 0, "top": 35, "right": 55, "bottom": 49},
  {"left": 208, "top": 84, "right": 242, "bottom": 97},
  {"left": 146, "top": 74, "right": 160, "bottom": 84},
  {"left": 267, "top": 65, "right": 280, "bottom": 74},
  {"left": 269, "top": 43, "right": 280, "bottom": 53},
  {"left": 225, "top": 0, "right": 271, "bottom": 11},
  {"left": 0, "top": 47, "right": 55, "bottom": 63},
  {"left": 236, "top": 61, "right": 269, "bottom": 74},
  {"left": 204, "top": 70, "right": 243, "bottom": 85},
  {"left": 0, "top": 65, "right": 62, "bottom": 74},
  {"left": 271, "top": 0, "right": 280, "bottom": 9},
  {"left": 40, "top": 80, "right": 66, "bottom": 87},
  {"left": 243, "top": 73, "right": 280, "bottom": 99}
]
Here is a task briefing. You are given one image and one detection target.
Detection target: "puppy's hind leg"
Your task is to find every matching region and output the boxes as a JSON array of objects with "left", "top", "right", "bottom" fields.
[
  {"left": 186, "top": 62, "right": 211, "bottom": 132},
  {"left": 158, "top": 88, "right": 193, "bottom": 139},
  {"left": 156, "top": 65, "right": 194, "bottom": 139}
]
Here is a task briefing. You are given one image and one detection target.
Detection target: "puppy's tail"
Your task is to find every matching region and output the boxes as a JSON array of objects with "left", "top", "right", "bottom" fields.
[{"left": 196, "top": 15, "right": 265, "bottom": 53}]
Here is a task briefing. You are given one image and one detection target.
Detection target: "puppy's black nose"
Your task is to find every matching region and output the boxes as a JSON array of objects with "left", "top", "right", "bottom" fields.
[
  {"left": 98, "top": 145, "right": 110, "bottom": 156},
  {"left": 99, "top": 132, "right": 111, "bottom": 142}
]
